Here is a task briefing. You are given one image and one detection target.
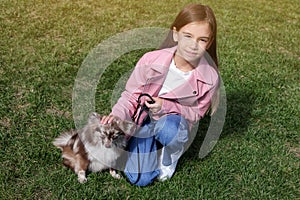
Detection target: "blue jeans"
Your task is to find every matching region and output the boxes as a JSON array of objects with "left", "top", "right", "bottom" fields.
[{"left": 124, "top": 114, "right": 189, "bottom": 186}]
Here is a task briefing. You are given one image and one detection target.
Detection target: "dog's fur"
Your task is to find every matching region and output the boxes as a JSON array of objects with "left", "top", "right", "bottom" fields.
[{"left": 53, "top": 112, "right": 135, "bottom": 183}]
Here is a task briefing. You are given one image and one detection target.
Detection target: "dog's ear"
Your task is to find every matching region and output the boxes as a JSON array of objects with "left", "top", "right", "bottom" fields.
[
  {"left": 113, "top": 117, "right": 136, "bottom": 136},
  {"left": 53, "top": 130, "right": 77, "bottom": 151}
]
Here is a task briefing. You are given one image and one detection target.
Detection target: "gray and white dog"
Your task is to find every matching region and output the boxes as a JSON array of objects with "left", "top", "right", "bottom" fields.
[{"left": 53, "top": 112, "right": 135, "bottom": 183}]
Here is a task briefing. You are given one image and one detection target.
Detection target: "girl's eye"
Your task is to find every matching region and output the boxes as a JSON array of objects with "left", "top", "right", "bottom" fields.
[
  {"left": 183, "top": 34, "right": 192, "bottom": 38},
  {"left": 199, "top": 38, "right": 209, "bottom": 43}
]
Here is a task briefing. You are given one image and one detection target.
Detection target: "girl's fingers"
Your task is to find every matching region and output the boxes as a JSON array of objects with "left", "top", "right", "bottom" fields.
[
  {"left": 100, "top": 115, "right": 114, "bottom": 124},
  {"left": 144, "top": 101, "right": 152, "bottom": 108},
  {"left": 145, "top": 101, "right": 161, "bottom": 114}
]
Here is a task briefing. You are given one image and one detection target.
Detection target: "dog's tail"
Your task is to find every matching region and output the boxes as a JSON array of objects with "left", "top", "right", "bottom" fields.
[{"left": 53, "top": 130, "right": 77, "bottom": 150}]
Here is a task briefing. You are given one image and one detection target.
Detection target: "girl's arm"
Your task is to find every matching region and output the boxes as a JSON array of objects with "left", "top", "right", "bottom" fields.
[{"left": 110, "top": 55, "right": 149, "bottom": 121}]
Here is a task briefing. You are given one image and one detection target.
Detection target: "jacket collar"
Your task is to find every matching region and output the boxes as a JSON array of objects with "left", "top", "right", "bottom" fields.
[{"left": 150, "top": 46, "right": 217, "bottom": 85}]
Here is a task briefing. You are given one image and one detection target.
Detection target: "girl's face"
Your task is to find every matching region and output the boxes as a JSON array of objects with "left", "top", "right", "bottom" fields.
[{"left": 173, "top": 21, "right": 211, "bottom": 66}]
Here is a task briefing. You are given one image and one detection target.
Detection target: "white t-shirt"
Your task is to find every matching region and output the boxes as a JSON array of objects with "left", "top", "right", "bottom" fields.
[{"left": 158, "top": 59, "right": 193, "bottom": 96}]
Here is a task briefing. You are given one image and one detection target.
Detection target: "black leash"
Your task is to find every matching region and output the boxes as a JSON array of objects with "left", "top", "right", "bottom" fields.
[
  {"left": 131, "top": 93, "right": 155, "bottom": 126},
  {"left": 129, "top": 93, "right": 155, "bottom": 184}
]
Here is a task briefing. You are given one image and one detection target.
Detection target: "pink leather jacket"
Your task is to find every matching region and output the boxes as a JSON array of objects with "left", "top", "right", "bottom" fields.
[{"left": 111, "top": 46, "right": 219, "bottom": 128}]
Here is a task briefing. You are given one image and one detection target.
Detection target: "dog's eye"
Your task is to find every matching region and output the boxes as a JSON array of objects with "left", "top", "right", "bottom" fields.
[
  {"left": 112, "top": 135, "right": 117, "bottom": 139},
  {"left": 111, "top": 133, "right": 119, "bottom": 139},
  {"left": 112, "top": 132, "right": 122, "bottom": 139}
]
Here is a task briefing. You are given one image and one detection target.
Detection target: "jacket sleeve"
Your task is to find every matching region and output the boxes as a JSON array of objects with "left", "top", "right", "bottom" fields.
[{"left": 110, "top": 54, "right": 148, "bottom": 121}]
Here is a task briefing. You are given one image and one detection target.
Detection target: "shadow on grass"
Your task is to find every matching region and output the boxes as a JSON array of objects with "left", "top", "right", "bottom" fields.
[{"left": 183, "top": 89, "right": 255, "bottom": 160}]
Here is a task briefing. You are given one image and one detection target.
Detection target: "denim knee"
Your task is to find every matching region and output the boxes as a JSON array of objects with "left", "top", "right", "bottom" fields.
[
  {"left": 155, "top": 115, "right": 188, "bottom": 146},
  {"left": 126, "top": 170, "right": 159, "bottom": 187}
]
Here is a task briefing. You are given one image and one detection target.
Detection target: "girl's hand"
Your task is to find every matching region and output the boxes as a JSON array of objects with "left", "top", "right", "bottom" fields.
[
  {"left": 100, "top": 115, "right": 115, "bottom": 124},
  {"left": 145, "top": 97, "right": 163, "bottom": 114}
]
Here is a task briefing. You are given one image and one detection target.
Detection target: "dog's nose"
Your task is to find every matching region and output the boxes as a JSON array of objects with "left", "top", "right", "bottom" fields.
[{"left": 105, "top": 143, "right": 111, "bottom": 148}]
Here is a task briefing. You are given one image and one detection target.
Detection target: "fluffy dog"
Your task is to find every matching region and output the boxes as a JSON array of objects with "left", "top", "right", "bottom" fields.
[{"left": 53, "top": 112, "right": 135, "bottom": 183}]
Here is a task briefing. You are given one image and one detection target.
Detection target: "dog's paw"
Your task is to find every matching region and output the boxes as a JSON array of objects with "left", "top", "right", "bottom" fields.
[
  {"left": 78, "top": 170, "right": 87, "bottom": 183},
  {"left": 78, "top": 176, "right": 87, "bottom": 183},
  {"left": 109, "top": 168, "right": 121, "bottom": 179}
]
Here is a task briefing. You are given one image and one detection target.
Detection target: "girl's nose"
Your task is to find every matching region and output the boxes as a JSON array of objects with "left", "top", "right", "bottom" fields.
[{"left": 190, "top": 39, "right": 199, "bottom": 50}]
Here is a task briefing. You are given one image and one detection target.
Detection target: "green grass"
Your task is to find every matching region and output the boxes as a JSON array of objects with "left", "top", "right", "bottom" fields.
[{"left": 1, "top": 0, "right": 299, "bottom": 199}]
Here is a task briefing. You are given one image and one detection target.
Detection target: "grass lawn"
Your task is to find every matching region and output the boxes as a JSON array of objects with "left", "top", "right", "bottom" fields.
[{"left": 0, "top": 0, "right": 299, "bottom": 199}]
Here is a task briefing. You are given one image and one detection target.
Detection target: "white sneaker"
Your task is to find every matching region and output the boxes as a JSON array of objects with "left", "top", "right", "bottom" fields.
[
  {"left": 157, "top": 160, "right": 178, "bottom": 181},
  {"left": 157, "top": 148, "right": 178, "bottom": 181}
]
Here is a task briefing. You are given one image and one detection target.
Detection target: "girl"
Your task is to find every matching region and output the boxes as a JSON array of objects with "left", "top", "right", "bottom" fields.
[{"left": 101, "top": 3, "right": 220, "bottom": 186}]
